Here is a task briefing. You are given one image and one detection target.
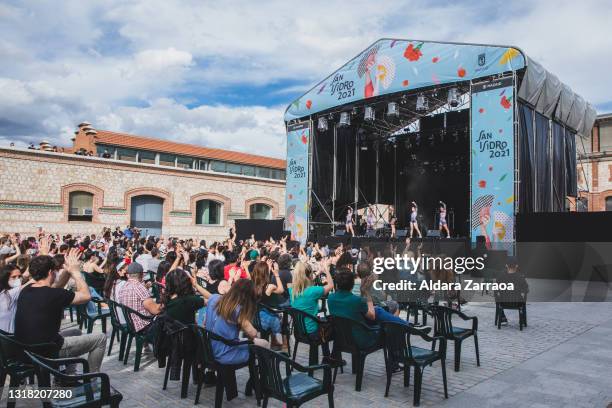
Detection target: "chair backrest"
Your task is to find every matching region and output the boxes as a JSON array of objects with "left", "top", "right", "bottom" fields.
[
  {"left": 120, "top": 304, "right": 143, "bottom": 334},
  {"left": 251, "top": 345, "right": 289, "bottom": 400},
  {"left": 25, "top": 351, "right": 112, "bottom": 402},
  {"left": 105, "top": 298, "right": 124, "bottom": 327},
  {"left": 328, "top": 315, "right": 366, "bottom": 353},
  {"left": 428, "top": 305, "right": 455, "bottom": 338},
  {"left": 381, "top": 322, "right": 410, "bottom": 362},
  {"left": 190, "top": 325, "right": 217, "bottom": 367},
  {"left": 287, "top": 307, "right": 317, "bottom": 343},
  {"left": 0, "top": 331, "right": 59, "bottom": 370}
]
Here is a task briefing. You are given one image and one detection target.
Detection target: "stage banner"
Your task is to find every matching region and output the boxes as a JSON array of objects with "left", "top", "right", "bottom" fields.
[
  {"left": 285, "top": 122, "right": 310, "bottom": 244},
  {"left": 285, "top": 39, "right": 525, "bottom": 120},
  {"left": 470, "top": 76, "right": 515, "bottom": 248}
]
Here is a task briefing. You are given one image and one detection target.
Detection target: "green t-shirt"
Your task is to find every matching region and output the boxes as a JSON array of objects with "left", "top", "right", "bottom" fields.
[
  {"left": 165, "top": 295, "right": 205, "bottom": 325},
  {"left": 289, "top": 286, "right": 325, "bottom": 334},
  {"left": 328, "top": 290, "right": 378, "bottom": 348}
]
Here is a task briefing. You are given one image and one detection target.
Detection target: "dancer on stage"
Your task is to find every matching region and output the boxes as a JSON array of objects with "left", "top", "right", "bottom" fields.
[
  {"left": 409, "top": 201, "right": 422, "bottom": 238},
  {"left": 345, "top": 207, "right": 355, "bottom": 237},
  {"left": 439, "top": 201, "right": 451, "bottom": 238},
  {"left": 388, "top": 205, "right": 397, "bottom": 238},
  {"left": 366, "top": 206, "right": 375, "bottom": 233}
]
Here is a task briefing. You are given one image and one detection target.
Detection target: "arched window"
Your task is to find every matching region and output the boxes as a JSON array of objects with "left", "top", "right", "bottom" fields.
[
  {"left": 250, "top": 203, "right": 271, "bottom": 219},
  {"left": 68, "top": 191, "right": 94, "bottom": 221},
  {"left": 195, "top": 199, "right": 221, "bottom": 225},
  {"left": 606, "top": 196, "right": 612, "bottom": 211}
]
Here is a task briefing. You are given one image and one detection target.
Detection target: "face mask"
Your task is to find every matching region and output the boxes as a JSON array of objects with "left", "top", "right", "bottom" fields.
[{"left": 9, "top": 278, "right": 21, "bottom": 289}]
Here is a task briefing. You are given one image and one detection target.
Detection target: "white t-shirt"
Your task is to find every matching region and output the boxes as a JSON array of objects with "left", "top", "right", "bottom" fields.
[
  {"left": 0, "top": 287, "right": 21, "bottom": 333},
  {"left": 136, "top": 253, "right": 153, "bottom": 272}
]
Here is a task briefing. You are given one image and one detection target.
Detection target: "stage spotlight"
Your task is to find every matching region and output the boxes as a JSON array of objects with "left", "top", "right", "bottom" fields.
[
  {"left": 387, "top": 102, "right": 399, "bottom": 117},
  {"left": 416, "top": 94, "right": 429, "bottom": 111},
  {"left": 364, "top": 106, "right": 375, "bottom": 122},
  {"left": 401, "top": 94, "right": 408, "bottom": 104},
  {"left": 339, "top": 112, "right": 351, "bottom": 127},
  {"left": 352, "top": 107, "right": 358, "bottom": 116},
  {"left": 317, "top": 117, "right": 328, "bottom": 132},
  {"left": 448, "top": 87, "right": 460, "bottom": 107}
]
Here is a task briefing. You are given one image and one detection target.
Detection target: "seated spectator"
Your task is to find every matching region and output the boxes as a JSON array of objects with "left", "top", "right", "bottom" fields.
[
  {"left": 328, "top": 270, "right": 410, "bottom": 349},
  {"left": 162, "top": 269, "right": 210, "bottom": 325},
  {"left": 276, "top": 254, "right": 293, "bottom": 304},
  {"left": 103, "top": 260, "right": 129, "bottom": 323},
  {"left": 252, "top": 261, "right": 284, "bottom": 350},
  {"left": 203, "top": 260, "right": 231, "bottom": 295},
  {"left": 223, "top": 251, "right": 249, "bottom": 284},
  {"left": 497, "top": 257, "right": 529, "bottom": 325},
  {"left": 357, "top": 263, "right": 400, "bottom": 316},
  {"left": 14, "top": 249, "right": 107, "bottom": 372},
  {"left": 205, "top": 279, "right": 268, "bottom": 365},
  {"left": 117, "top": 262, "right": 162, "bottom": 342},
  {"left": 0, "top": 264, "right": 26, "bottom": 333},
  {"left": 289, "top": 260, "right": 334, "bottom": 354}
]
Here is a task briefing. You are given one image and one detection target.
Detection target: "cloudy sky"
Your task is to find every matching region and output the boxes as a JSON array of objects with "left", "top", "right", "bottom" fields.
[{"left": 1, "top": 0, "right": 610, "bottom": 158}]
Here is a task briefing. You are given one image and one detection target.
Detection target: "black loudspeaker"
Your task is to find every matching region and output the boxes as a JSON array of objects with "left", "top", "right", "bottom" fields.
[
  {"left": 335, "top": 229, "right": 346, "bottom": 237},
  {"left": 427, "top": 230, "right": 441, "bottom": 238},
  {"left": 396, "top": 229, "right": 408, "bottom": 238}
]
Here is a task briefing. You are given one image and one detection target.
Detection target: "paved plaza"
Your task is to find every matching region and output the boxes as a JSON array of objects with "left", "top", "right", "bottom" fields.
[{"left": 3, "top": 302, "right": 612, "bottom": 408}]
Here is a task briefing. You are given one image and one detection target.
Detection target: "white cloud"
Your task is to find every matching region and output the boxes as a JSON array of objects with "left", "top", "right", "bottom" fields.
[{"left": 0, "top": 0, "right": 610, "bottom": 158}]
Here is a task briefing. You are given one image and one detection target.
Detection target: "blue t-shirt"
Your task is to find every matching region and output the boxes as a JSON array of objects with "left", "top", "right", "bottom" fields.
[
  {"left": 205, "top": 294, "right": 249, "bottom": 365},
  {"left": 289, "top": 286, "right": 325, "bottom": 334}
]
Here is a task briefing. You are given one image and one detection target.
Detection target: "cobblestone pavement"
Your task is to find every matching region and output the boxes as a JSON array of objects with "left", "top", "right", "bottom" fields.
[{"left": 3, "top": 302, "right": 612, "bottom": 407}]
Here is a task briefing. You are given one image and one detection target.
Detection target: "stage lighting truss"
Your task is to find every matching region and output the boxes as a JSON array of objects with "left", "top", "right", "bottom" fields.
[
  {"left": 387, "top": 102, "right": 399, "bottom": 117},
  {"left": 364, "top": 106, "right": 375, "bottom": 122},
  {"left": 339, "top": 111, "right": 351, "bottom": 127},
  {"left": 416, "top": 93, "right": 429, "bottom": 111},
  {"left": 317, "top": 117, "right": 328, "bottom": 132}
]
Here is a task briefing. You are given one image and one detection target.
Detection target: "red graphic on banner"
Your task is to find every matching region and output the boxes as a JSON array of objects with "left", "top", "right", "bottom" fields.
[{"left": 404, "top": 43, "right": 423, "bottom": 61}]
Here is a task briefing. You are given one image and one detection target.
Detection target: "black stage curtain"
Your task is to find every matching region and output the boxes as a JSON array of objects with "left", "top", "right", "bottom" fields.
[
  {"left": 552, "top": 122, "right": 566, "bottom": 212},
  {"left": 378, "top": 142, "right": 396, "bottom": 206},
  {"left": 335, "top": 127, "right": 356, "bottom": 216},
  {"left": 358, "top": 132, "right": 376, "bottom": 205},
  {"left": 565, "top": 129, "right": 577, "bottom": 197},
  {"left": 311, "top": 127, "right": 334, "bottom": 224},
  {"left": 518, "top": 104, "right": 535, "bottom": 213},
  {"left": 535, "top": 112, "right": 551, "bottom": 212}
]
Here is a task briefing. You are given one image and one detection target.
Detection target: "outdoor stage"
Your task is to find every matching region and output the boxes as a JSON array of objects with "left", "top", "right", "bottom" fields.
[{"left": 283, "top": 38, "right": 597, "bottom": 253}]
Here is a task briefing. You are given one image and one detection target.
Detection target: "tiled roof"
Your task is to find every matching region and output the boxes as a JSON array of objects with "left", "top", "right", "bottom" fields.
[{"left": 94, "top": 130, "right": 286, "bottom": 169}]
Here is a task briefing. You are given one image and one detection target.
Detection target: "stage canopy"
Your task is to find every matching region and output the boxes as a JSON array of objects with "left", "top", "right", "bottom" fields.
[{"left": 284, "top": 38, "right": 596, "bottom": 136}]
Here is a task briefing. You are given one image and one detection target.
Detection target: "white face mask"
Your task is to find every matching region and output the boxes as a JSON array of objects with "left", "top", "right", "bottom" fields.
[{"left": 9, "top": 278, "right": 21, "bottom": 289}]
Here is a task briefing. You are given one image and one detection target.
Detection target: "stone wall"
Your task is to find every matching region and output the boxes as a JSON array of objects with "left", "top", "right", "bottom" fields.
[{"left": 0, "top": 147, "right": 285, "bottom": 241}]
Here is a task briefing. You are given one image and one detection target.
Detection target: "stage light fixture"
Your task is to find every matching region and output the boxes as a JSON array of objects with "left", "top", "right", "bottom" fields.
[
  {"left": 364, "top": 106, "right": 375, "bottom": 122},
  {"left": 401, "top": 94, "right": 408, "bottom": 104},
  {"left": 352, "top": 107, "right": 358, "bottom": 116},
  {"left": 448, "top": 87, "right": 460, "bottom": 107},
  {"left": 387, "top": 102, "right": 399, "bottom": 117},
  {"left": 416, "top": 94, "right": 428, "bottom": 111},
  {"left": 317, "top": 117, "right": 328, "bottom": 132},
  {"left": 339, "top": 112, "right": 351, "bottom": 128}
]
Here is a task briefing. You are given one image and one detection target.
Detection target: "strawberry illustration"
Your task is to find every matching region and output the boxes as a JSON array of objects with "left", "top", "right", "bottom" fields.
[
  {"left": 402, "top": 79, "right": 409, "bottom": 87},
  {"left": 306, "top": 100, "right": 312, "bottom": 109},
  {"left": 478, "top": 180, "right": 486, "bottom": 188},
  {"left": 404, "top": 42, "right": 424, "bottom": 61},
  {"left": 500, "top": 95, "right": 512, "bottom": 109},
  {"left": 479, "top": 108, "right": 485, "bottom": 114},
  {"left": 432, "top": 57, "right": 439, "bottom": 63},
  {"left": 301, "top": 134, "right": 308, "bottom": 145},
  {"left": 457, "top": 67, "right": 466, "bottom": 77}
]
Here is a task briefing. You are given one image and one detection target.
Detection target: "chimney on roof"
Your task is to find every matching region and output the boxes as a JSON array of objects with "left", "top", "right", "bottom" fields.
[{"left": 73, "top": 122, "right": 97, "bottom": 153}]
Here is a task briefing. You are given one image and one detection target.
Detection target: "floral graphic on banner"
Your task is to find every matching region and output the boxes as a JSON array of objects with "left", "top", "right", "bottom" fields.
[
  {"left": 285, "top": 39, "right": 524, "bottom": 121},
  {"left": 285, "top": 122, "right": 310, "bottom": 244},
  {"left": 470, "top": 77, "right": 515, "bottom": 249}
]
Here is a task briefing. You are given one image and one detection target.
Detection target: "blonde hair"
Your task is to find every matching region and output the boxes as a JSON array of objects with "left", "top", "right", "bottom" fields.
[{"left": 291, "top": 261, "right": 313, "bottom": 302}]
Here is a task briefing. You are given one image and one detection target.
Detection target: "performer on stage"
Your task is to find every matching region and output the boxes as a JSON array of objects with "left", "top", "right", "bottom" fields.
[
  {"left": 409, "top": 201, "right": 422, "bottom": 238},
  {"left": 388, "top": 205, "right": 397, "bottom": 238},
  {"left": 439, "top": 201, "right": 451, "bottom": 238},
  {"left": 345, "top": 207, "right": 355, "bottom": 237},
  {"left": 366, "top": 207, "right": 375, "bottom": 233}
]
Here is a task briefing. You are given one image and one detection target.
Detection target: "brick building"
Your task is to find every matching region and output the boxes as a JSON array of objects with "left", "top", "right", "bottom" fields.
[
  {"left": 578, "top": 113, "right": 612, "bottom": 211},
  {"left": 0, "top": 123, "right": 286, "bottom": 241}
]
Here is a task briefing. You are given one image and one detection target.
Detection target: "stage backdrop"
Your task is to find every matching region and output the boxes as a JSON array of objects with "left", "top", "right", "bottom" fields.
[
  {"left": 470, "top": 76, "right": 515, "bottom": 248},
  {"left": 285, "top": 122, "right": 310, "bottom": 244}
]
